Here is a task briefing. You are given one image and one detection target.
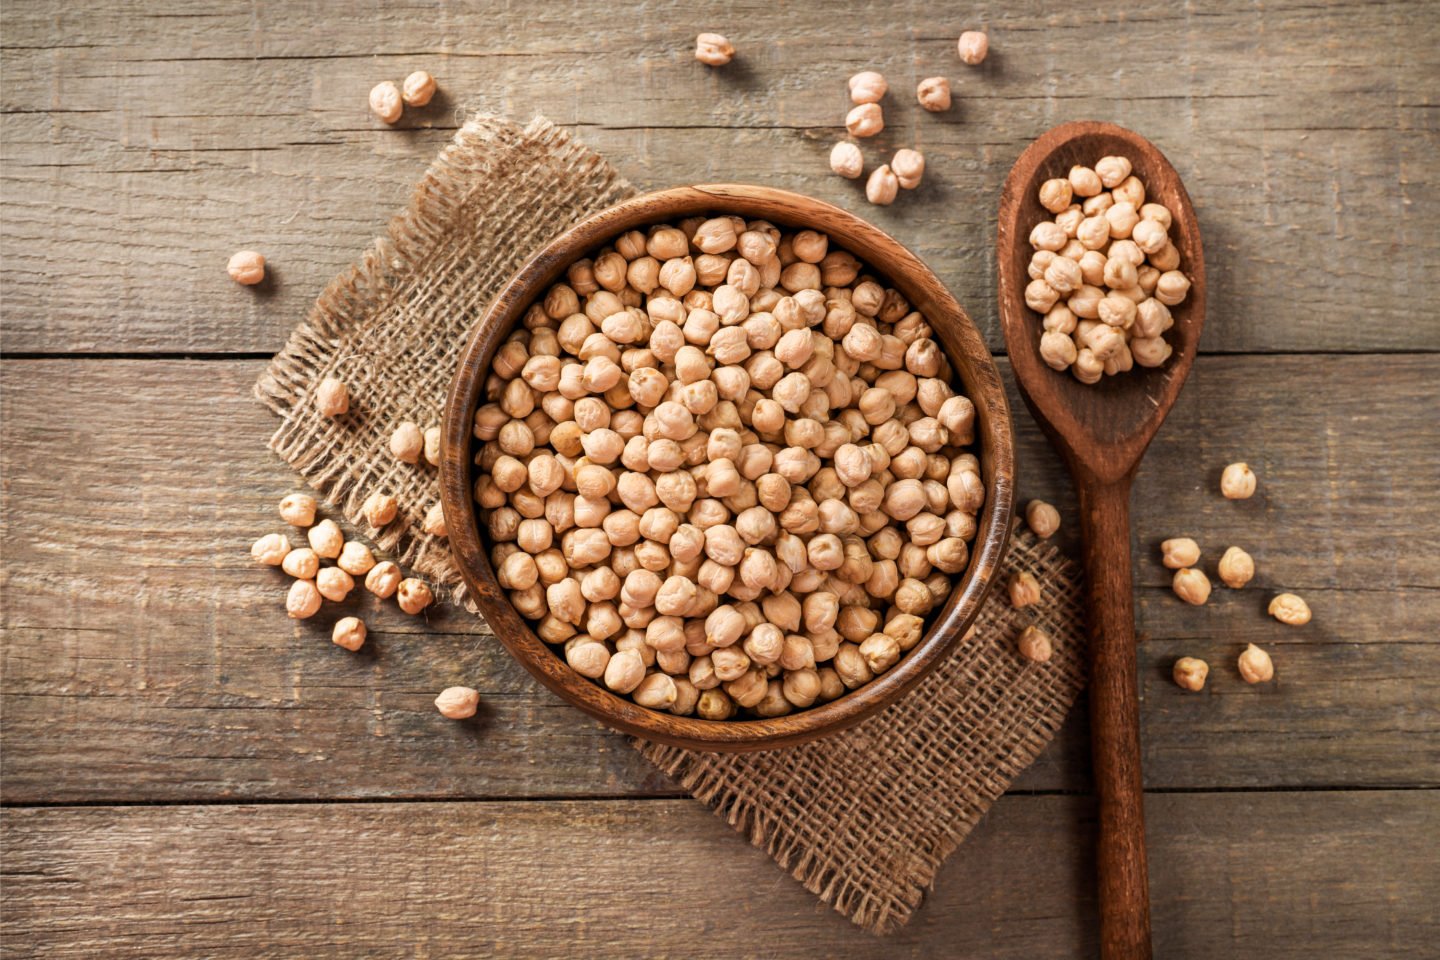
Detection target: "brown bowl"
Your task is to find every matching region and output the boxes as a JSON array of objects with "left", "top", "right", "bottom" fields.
[{"left": 440, "top": 184, "right": 1015, "bottom": 751}]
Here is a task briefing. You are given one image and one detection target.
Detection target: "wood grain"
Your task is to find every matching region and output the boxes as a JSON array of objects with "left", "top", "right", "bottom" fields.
[
  {"left": 2, "top": 355, "right": 1436, "bottom": 803},
  {"left": 3, "top": 0, "right": 1437, "bottom": 355},
  {"left": 3, "top": 791, "right": 1435, "bottom": 958}
]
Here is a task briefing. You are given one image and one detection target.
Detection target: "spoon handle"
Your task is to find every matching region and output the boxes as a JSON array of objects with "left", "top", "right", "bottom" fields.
[{"left": 1078, "top": 478, "right": 1153, "bottom": 960}]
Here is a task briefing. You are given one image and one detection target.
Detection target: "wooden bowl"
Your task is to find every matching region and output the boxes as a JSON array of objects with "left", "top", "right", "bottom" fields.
[{"left": 440, "top": 184, "right": 1015, "bottom": 751}]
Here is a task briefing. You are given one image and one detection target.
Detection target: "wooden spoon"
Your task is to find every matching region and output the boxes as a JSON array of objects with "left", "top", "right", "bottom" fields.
[{"left": 997, "top": 121, "right": 1206, "bottom": 960}]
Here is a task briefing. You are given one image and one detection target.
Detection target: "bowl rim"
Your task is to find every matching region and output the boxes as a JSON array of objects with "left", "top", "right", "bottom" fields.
[{"left": 440, "top": 183, "right": 1016, "bottom": 751}]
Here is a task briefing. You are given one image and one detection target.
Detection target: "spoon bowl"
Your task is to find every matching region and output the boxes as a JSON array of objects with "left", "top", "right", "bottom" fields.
[
  {"left": 998, "top": 121, "right": 1206, "bottom": 484},
  {"left": 997, "top": 121, "right": 1206, "bottom": 960}
]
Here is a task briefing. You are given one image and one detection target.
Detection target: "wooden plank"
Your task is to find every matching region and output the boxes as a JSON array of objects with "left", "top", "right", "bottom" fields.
[
  {"left": 2, "top": 791, "right": 1434, "bottom": 958},
  {"left": 3, "top": 0, "right": 1437, "bottom": 354},
  {"left": 2, "top": 354, "right": 1436, "bottom": 803}
]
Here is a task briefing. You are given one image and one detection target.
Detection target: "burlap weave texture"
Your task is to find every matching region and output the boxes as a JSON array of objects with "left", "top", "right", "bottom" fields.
[{"left": 254, "top": 114, "right": 1086, "bottom": 935}]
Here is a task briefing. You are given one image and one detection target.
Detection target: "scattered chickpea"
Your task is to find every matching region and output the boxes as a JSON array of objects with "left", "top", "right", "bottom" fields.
[
  {"left": 227, "top": 250, "right": 266, "bottom": 286},
  {"left": 1237, "top": 643, "right": 1274, "bottom": 683},
  {"left": 916, "top": 76, "right": 951, "bottom": 112},
  {"left": 281, "top": 547, "right": 319, "bottom": 579},
  {"left": 337, "top": 541, "right": 376, "bottom": 576},
  {"left": 397, "top": 578, "right": 434, "bottom": 615},
  {"left": 401, "top": 70, "right": 436, "bottom": 108},
  {"left": 1172, "top": 567, "right": 1211, "bottom": 606},
  {"left": 361, "top": 492, "right": 398, "bottom": 528},
  {"left": 694, "top": 33, "right": 735, "bottom": 66},
  {"left": 315, "top": 377, "right": 349, "bottom": 417},
  {"left": 1016, "top": 624, "right": 1053, "bottom": 663},
  {"left": 316, "top": 567, "right": 355, "bottom": 603},
  {"left": 307, "top": 519, "right": 344, "bottom": 559},
  {"left": 1009, "top": 570, "right": 1041, "bottom": 608},
  {"left": 434, "top": 686, "right": 480, "bottom": 719},
  {"left": 286, "top": 578, "right": 322, "bottom": 619},
  {"left": 1217, "top": 546, "right": 1254, "bottom": 588},
  {"left": 1025, "top": 500, "right": 1060, "bottom": 539},
  {"left": 332, "top": 617, "right": 367, "bottom": 652},
  {"left": 365, "top": 560, "right": 402, "bottom": 599},
  {"left": 1161, "top": 537, "right": 1201, "bottom": 570},
  {"left": 1220, "top": 462, "right": 1257, "bottom": 500},
  {"left": 846, "top": 103, "right": 884, "bottom": 139},
  {"left": 1268, "top": 593, "right": 1311, "bottom": 626},
  {"left": 866, "top": 165, "right": 899, "bottom": 206},
  {"left": 957, "top": 30, "right": 989, "bottom": 65},
  {"left": 830, "top": 141, "right": 864, "bottom": 180},
  {"left": 1172, "top": 656, "right": 1208, "bottom": 691},
  {"left": 369, "top": 81, "right": 403, "bottom": 124},
  {"left": 424, "top": 426, "right": 442, "bottom": 466},
  {"left": 848, "top": 71, "right": 887, "bottom": 104},
  {"left": 278, "top": 493, "right": 318, "bottom": 527},
  {"left": 390, "top": 422, "right": 424, "bottom": 464},
  {"left": 891, "top": 150, "right": 925, "bottom": 191},
  {"left": 251, "top": 532, "right": 291, "bottom": 566},
  {"left": 422, "top": 502, "right": 448, "bottom": 538}
]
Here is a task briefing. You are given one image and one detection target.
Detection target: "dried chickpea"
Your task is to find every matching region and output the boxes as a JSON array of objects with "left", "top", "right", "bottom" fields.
[
  {"left": 1237, "top": 643, "right": 1275, "bottom": 683},
  {"left": 337, "top": 541, "right": 377, "bottom": 576},
  {"left": 307, "top": 519, "right": 344, "bottom": 559},
  {"left": 848, "top": 71, "right": 887, "bottom": 104},
  {"left": 1025, "top": 500, "right": 1060, "bottom": 539},
  {"left": 402, "top": 70, "right": 437, "bottom": 107},
  {"left": 957, "top": 30, "right": 988, "bottom": 64},
  {"left": 251, "top": 533, "right": 291, "bottom": 566},
  {"left": 1173, "top": 657, "right": 1208, "bottom": 692},
  {"left": 281, "top": 547, "right": 319, "bottom": 580},
  {"left": 390, "top": 422, "right": 424, "bottom": 464},
  {"left": 397, "top": 578, "right": 434, "bottom": 615},
  {"left": 1161, "top": 537, "right": 1201, "bottom": 569},
  {"left": 891, "top": 150, "right": 925, "bottom": 191},
  {"left": 315, "top": 378, "right": 349, "bottom": 417},
  {"left": 1217, "top": 546, "right": 1255, "bottom": 588},
  {"left": 369, "top": 81, "right": 402, "bottom": 123},
  {"left": 332, "top": 617, "right": 367, "bottom": 652},
  {"left": 227, "top": 250, "right": 266, "bottom": 286},
  {"left": 1016, "top": 625, "right": 1053, "bottom": 663},
  {"left": 362, "top": 492, "right": 398, "bottom": 528},
  {"left": 1172, "top": 568, "right": 1211, "bottom": 606},
  {"left": 365, "top": 561, "right": 402, "bottom": 599},
  {"left": 1220, "top": 462, "right": 1257, "bottom": 500},
  {"left": 316, "top": 567, "right": 354, "bottom": 603},
  {"left": 846, "top": 103, "right": 884, "bottom": 139},
  {"left": 1008, "top": 570, "right": 1041, "bottom": 608},
  {"left": 1268, "top": 593, "right": 1311, "bottom": 626},
  {"left": 916, "top": 76, "right": 951, "bottom": 112},
  {"left": 286, "top": 578, "right": 322, "bottom": 619},
  {"left": 695, "top": 33, "right": 735, "bottom": 66},
  {"left": 435, "top": 687, "right": 480, "bottom": 720}
]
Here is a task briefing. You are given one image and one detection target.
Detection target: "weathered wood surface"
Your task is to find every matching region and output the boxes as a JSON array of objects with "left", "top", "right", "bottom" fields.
[
  {"left": 3, "top": 0, "right": 1438, "bottom": 355},
  {"left": 3, "top": 791, "right": 1434, "bottom": 959},
  {"left": 4, "top": 354, "right": 1436, "bottom": 803}
]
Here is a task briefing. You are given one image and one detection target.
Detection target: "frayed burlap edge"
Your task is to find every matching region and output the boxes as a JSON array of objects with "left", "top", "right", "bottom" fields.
[
  {"left": 635, "top": 529, "right": 1085, "bottom": 935},
  {"left": 253, "top": 115, "right": 636, "bottom": 603}
]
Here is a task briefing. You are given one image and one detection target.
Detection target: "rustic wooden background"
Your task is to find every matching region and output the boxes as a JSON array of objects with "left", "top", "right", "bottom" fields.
[{"left": 3, "top": 0, "right": 1437, "bottom": 956}]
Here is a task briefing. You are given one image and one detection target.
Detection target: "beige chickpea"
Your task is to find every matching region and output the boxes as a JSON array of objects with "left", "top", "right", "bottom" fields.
[
  {"left": 1131, "top": 218, "right": 1168, "bottom": 255},
  {"left": 1094, "top": 155, "right": 1132, "bottom": 188},
  {"left": 892, "top": 150, "right": 925, "bottom": 190},
  {"left": 1008, "top": 570, "right": 1041, "bottom": 608},
  {"left": 1113, "top": 175, "right": 1146, "bottom": 208},
  {"left": 833, "top": 643, "right": 874, "bottom": 688},
  {"left": 316, "top": 567, "right": 354, "bottom": 603},
  {"left": 1172, "top": 567, "right": 1211, "bottom": 606},
  {"left": 1029, "top": 221, "right": 1068, "bottom": 252},
  {"left": 434, "top": 686, "right": 480, "bottom": 720},
  {"left": 694, "top": 33, "right": 735, "bottom": 66},
  {"left": 368, "top": 81, "right": 402, "bottom": 124},
  {"left": 397, "top": 578, "right": 434, "bottom": 615},
  {"left": 1220, "top": 462, "right": 1257, "bottom": 500},
  {"left": 1268, "top": 593, "right": 1311, "bottom": 626},
  {"left": 858, "top": 632, "right": 900, "bottom": 674},
  {"left": 362, "top": 492, "right": 398, "bottom": 528},
  {"left": 846, "top": 102, "right": 884, "bottom": 139},
  {"left": 421, "top": 426, "right": 443, "bottom": 466},
  {"left": 566, "top": 640, "right": 611, "bottom": 679},
  {"left": 632, "top": 672, "right": 679, "bottom": 709},
  {"left": 916, "top": 76, "right": 951, "bottom": 112},
  {"left": 865, "top": 165, "right": 899, "bottom": 206},
  {"left": 365, "top": 560, "right": 402, "bottom": 599},
  {"left": 828, "top": 141, "right": 864, "bottom": 179},
  {"left": 251, "top": 532, "right": 291, "bottom": 566},
  {"left": 315, "top": 377, "right": 349, "bottom": 417},
  {"left": 1161, "top": 537, "right": 1201, "bottom": 569},
  {"left": 422, "top": 502, "right": 448, "bottom": 538},
  {"left": 1217, "top": 546, "right": 1255, "bottom": 588},
  {"left": 1130, "top": 336, "right": 1172, "bottom": 368},
  {"left": 227, "top": 249, "right": 266, "bottom": 286},
  {"left": 286, "top": 578, "right": 322, "bottom": 619},
  {"left": 331, "top": 616, "right": 367, "bottom": 652},
  {"left": 957, "top": 30, "right": 988, "bottom": 64},
  {"left": 1025, "top": 279, "right": 1060, "bottom": 314},
  {"left": 1237, "top": 643, "right": 1275, "bottom": 683},
  {"left": 1016, "top": 625, "right": 1053, "bottom": 663},
  {"left": 1173, "top": 657, "right": 1209, "bottom": 692},
  {"left": 1068, "top": 165, "right": 1103, "bottom": 198},
  {"left": 1105, "top": 201, "right": 1140, "bottom": 240},
  {"left": 696, "top": 687, "right": 736, "bottom": 719},
  {"left": 1038, "top": 178, "right": 1073, "bottom": 214},
  {"left": 1025, "top": 499, "right": 1060, "bottom": 539},
  {"left": 1133, "top": 297, "right": 1171, "bottom": 338},
  {"left": 306, "top": 519, "right": 344, "bottom": 559},
  {"left": 281, "top": 546, "right": 319, "bottom": 580},
  {"left": 848, "top": 71, "right": 888, "bottom": 104},
  {"left": 1155, "top": 270, "right": 1191, "bottom": 307},
  {"left": 390, "top": 422, "right": 424, "bottom": 464},
  {"left": 337, "top": 541, "right": 377, "bottom": 576},
  {"left": 402, "top": 70, "right": 437, "bottom": 107}
]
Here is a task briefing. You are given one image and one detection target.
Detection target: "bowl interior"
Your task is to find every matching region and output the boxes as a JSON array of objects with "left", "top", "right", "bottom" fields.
[{"left": 441, "top": 184, "right": 1015, "bottom": 751}]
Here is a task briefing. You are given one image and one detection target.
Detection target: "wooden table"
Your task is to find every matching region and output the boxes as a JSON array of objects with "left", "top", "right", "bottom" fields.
[{"left": 3, "top": 2, "right": 1437, "bottom": 955}]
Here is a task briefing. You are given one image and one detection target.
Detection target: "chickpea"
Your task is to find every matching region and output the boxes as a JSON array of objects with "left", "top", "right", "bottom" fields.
[
  {"left": 846, "top": 103, "right": 884, "bottom": 139},
  {"left": 694, "top": 33, "right": 735, "bottom": 67},
  {"left": 227, "top": 249, "right": 266, "bottom": 286},
  {"left": 1008, "top": 570, "right": 1041, "bottom": 608},
  {"left": 1173, "top": 657, "right": 1209, "bottom": 692},
  {"left": 1237, "top": 643, "right": 1275, "bottom": 683},
  {"left": 1160, "top": 537, "right": 1201, "bottom": 569},
  {"left": 1016, "top": 625, "right": 1053, "bottom": 663},
  {"left": 390, "top": 422, "right": 424, "bottom": 463},
  {"left": 397, "top": 578, "right": 434, "bottom": 615},
  {"left": 314, "top": 377, "right": 349, "bottom": 417},
  {"left": 865, "top": 164, "right": 899, "bottom": 206},
  {"left": 1268, "top": 593, "right": 1311, "bottom": 626},
  {"left": 251, "top": 532, "right": 291, "bottom": 566},
  {"left": 316, "top": 567, "right": 354, "bottom": 603},
  {"left": 957, "top": 30, "right": 988, "bottom": 64},
  {"left": 1220, "top": 462, "right": 1257, "bottom": 500},
  {"left": 891, "top": 149, "right": 925, "bottom": 190},
  {"left": 1217, "top": 546, "right": 1255, "bottom": 588},
  {"left": 286, "top": 578, "right": 322, "bottom": 619},
  {"left": 916, "top": 76, "right": 951, "bottom": 112},
  {"left": 1172, "top": 568, "right": 1211, "bottom": 606}
]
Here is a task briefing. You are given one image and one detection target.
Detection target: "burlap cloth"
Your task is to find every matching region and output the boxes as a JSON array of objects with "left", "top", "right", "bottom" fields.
[{"left": 255, "top": 115, "right": 1086, "bottom": 935}]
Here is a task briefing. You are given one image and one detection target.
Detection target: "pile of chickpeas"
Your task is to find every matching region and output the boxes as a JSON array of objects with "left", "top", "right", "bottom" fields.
[
  {"left": 470, "top": 216, "right": 984, "bottom": 719},
  {"left": 1025, "top": 156, "right": 1190, "bottom": 384}
]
